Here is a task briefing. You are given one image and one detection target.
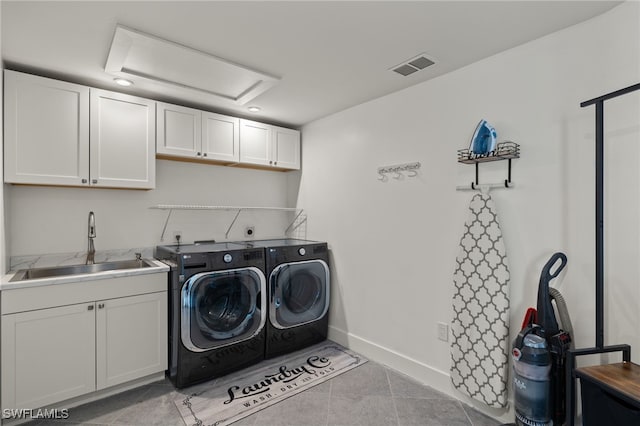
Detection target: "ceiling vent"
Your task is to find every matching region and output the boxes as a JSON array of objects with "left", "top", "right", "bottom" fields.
[
  {"left": 391, "top": 54, "right": 435, "bottom": 76},
  {"left": 105, "top": 25, "right": 280, "bottom": 106}
]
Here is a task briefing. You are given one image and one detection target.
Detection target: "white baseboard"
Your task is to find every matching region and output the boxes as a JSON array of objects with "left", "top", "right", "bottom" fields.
[{"left": 328, "top": 325, "right": 514, "bottom": 424}]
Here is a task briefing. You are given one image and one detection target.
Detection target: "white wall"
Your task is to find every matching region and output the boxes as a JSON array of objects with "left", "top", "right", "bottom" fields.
[
  {"left": 5, "top": 160, "right": 296, "bottom": 260},
  {"left": 298, "top": 2, "right": 639, "bottom": 421},
  {"left": 0, "top": 4, "right": 5, "bottom": 274}
]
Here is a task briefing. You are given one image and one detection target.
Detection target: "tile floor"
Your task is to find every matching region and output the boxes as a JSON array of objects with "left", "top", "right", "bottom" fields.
[{"left": 24, "top": 350, "right": 502, "bottom": 426}]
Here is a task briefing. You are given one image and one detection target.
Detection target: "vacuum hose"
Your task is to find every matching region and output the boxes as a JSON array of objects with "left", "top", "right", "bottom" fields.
[{"left": 549, "top": 287, "right": 574, "bottom": 350}]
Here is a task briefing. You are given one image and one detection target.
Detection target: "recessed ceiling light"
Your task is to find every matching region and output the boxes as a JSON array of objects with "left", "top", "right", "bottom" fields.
[
  {"left": 114, "top": 78, "right": 134, "bottom": 87},
  {"left": 247, "top": 106, "right": 261, "bottom": 113}
]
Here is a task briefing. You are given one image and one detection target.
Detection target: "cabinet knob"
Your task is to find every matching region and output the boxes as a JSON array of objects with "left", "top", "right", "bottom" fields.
[
  {"left": 203, "top": 153, "right": 207, "bottom": 157},
  {"left": 92, "top": 179, "right": 98, "bottom": 184},
  {"left": 269, "top": 161, "right": 273, "bottom": 165},
  {"left": 196, "top": 152, "right": 201, "bottom": 156},
  {"left": 82, "top": 179, "right": 88, "bottom": 184},
  {"left": 88, "top": 305, "right": 94, "bottom": 311},
  {"left": 98, "top": 303, "right": 105, "bottom": 309},
  {"left": 274, "top": 161, "right": 277, "bottom": 165}
]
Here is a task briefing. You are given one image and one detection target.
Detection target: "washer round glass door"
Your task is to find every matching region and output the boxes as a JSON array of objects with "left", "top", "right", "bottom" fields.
[
  {"left": 181, "top": 267, "right": 266, "bottom": 352},
  {"left": 269, "top": 259, "right": 330, "bottom": 329}
]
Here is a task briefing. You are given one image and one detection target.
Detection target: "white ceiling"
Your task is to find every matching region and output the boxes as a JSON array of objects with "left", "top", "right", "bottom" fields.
[{"left": 1, "top": 1, "right": 621, "bottom": 128}]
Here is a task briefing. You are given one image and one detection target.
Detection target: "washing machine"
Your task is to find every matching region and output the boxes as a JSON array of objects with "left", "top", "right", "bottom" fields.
[
  {"left": 155, "top": 242, "right": 267, "bottom": 388},
  {"left": 243, "top": 239, "right": 330, "bottom": 359}
]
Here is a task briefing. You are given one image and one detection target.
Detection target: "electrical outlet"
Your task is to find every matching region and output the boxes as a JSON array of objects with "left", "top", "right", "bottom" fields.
[
  {"left": 245, "top": 226, "right": 255, "bottom": 238},
  {"left": 437, "top": 322, "right": 449, "bottom": 342}
]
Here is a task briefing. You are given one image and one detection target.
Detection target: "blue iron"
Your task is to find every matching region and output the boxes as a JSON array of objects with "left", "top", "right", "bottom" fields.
[{"left": 470, "top": 119, "right": 497, "bottom": 155}]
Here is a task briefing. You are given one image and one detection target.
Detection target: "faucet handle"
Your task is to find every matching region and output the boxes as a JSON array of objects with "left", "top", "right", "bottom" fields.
[{"left": 135, "top": 252, "right": 142, "bottom": 261}]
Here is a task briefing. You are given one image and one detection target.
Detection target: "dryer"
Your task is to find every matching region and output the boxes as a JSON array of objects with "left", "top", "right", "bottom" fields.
[
  {"left": 155, "top": 242, "right": 267, "bottom": 388},
  {"left": 244, "top": 239, "right": 330, "bottom": 358}
]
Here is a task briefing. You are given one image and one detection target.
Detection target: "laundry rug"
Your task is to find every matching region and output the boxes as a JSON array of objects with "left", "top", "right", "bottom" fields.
[{"left": 175, "top": 342, "right": 367, "bottom": 426}]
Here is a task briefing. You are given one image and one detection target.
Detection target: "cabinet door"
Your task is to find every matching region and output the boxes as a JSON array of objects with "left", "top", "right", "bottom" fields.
[
  {"left": 95, "top": 292, "right": 168, "bottom": 390},
  {"left": 4, "top": 70, "right": 90, "bottom": 186},
  {"left": 239, "top": 119, "right": 272, "bottom": 167},
  {"left": 272, "top": 126, "right": 301, "bottom": 170},
  {"left": 1, "top": 303, "right": 96, "bottom": 409},
  {"left": 202, "top": 112, "right": 240, "bottom": 162},
  {"left": 90, "top": 89, "right": 156, "bottom": 189},
  {"left": 157, "top": 102, "right": 201, "bottom": 159}
]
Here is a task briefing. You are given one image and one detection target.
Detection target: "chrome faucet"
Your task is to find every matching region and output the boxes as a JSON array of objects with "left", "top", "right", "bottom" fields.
[{"left": 86, "top": 211, "right": 96, "bottom": 265}]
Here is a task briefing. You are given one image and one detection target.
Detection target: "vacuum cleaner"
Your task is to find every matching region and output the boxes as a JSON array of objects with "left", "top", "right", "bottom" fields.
[{"left": 505, "top": 252, "right": 574, "bottom": 426}]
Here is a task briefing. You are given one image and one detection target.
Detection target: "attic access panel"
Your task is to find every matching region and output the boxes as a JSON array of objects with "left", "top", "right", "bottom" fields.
[{"left": 105, "top": 25, "right": 280, "bottom": 105}]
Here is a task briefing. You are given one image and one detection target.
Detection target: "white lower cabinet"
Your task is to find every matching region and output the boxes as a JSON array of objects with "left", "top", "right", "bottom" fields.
[
  {"left": 1, "top": 276, "right": 167, "bottom": 411},
  {"left": 96, "top": 292, "right": 167, "bottom": 389},
  {"left": 1, "top": 303, "right": 96, "bottom": 409}
]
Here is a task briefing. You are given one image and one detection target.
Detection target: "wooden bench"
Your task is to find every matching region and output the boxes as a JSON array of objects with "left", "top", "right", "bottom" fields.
[{"left": 576, "top": 362, "right": 640, "bottom": 426}]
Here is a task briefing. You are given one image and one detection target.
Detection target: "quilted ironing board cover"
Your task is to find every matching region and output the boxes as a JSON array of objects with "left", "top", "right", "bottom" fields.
[{"left": 450, "top": 192, "right": 510, "bottom": 408}]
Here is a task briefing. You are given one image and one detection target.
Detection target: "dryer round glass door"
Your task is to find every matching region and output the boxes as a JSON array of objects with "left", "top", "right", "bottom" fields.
[
  {"left": 269, "top": 259, "right": 330, "bottom": 329},
  {"left": 181, "top": 267, "right": 266, "bottom": 352}
]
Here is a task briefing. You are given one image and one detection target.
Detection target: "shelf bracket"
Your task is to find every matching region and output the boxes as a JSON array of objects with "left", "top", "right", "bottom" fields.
[
  {"left": 159, "top": 209, "right": 174, "bottom": 242},
  {"left": 225, "top": 209, "right": 243, "bottom": 239},
  {"left": 285, "top": 210, "right": 306, "bottom": 235},
  {"left": 473, "top": 156, "right": 513, "bottom": 186}
]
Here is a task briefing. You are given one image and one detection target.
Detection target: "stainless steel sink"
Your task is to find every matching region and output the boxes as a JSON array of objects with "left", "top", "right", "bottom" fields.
[{"left": 10, "top": 259, "right": 157, "bottom": 282}]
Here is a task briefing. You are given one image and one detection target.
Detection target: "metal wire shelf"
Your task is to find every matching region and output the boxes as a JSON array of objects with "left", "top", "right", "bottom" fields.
[
  {"left": 456, "top": 141, "right": 520, "bottom": 189},
  {"left": 457, "top": 141, "right": 520, "bottom": 164},
  {"left": 150, "top": 205, "right": 305, "bottom": 241}
]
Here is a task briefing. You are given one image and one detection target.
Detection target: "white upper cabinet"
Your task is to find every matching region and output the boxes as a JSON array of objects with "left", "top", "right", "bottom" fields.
[
  {"left": 202, "top": 111, "right": 239, "bottom": 162},
  {"left": 156, "top": 102, "right": 201, "bottom": 158},
  {"left": 240, "top": 119, "right": 300, "bottom": 170},
  {"left": 3, "top": 71, "right": 155, "bottom": 189},
  {"left": 156, "top": 102, "right": 240, "bottom": 163},
  {"left": 3, "top": 70, "right": 90, "bottom": 186},
  {"left": 90, "top": 89, "right": 155, "bottom": 189},
  {"left": 239, "top": 119, "right": 272, "bottom": 167},
  {"left": 5, "top": 70, "right": 299, "bottom": 184},
  {"left": 158, "top": 107, "right": 300, "bottom": 170},
  {"left": 273, "top": 125, "right": 301, "bottom": 170}
]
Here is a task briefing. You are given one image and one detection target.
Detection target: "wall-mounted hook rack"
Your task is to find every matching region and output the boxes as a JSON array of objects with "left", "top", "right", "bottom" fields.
[
  {"left": 150, "top": 204, "right": 305, "bottom": 241},
  {"left": 456, "top": 181, "right": 516, "bottom": 192},
  {"left": 457, "top": 141, "right": 519, "bottom": 189},
  {"left": 377, "top": 161, "right": 421, "bottom": 182}
]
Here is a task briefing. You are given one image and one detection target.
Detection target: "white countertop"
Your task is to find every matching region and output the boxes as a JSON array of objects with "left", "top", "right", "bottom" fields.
[{"left": 0, "top": 258, "right": 170, "bottom": 291}]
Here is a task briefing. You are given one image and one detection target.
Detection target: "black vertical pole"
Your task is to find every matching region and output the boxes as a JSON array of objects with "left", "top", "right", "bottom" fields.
[
  {"left": 475, "top": 162, "right": 479, "bottom": 185},
  {"left": 595, "top": 101, "right": 605, "bottom": 349},
  {"left": 569, "top": 83, "right": 639, "bottom": 426}
]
